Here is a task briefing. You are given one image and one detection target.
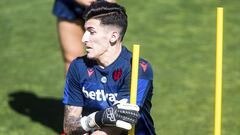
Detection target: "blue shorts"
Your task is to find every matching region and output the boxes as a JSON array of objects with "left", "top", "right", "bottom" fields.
[{"left": 52, "top": 0, "right": 85, "bottom": 20}]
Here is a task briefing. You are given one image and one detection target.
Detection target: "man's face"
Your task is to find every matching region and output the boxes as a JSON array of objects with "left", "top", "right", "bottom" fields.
[{"left": 82, "top": 19, "right": 112, "bottom": 59}]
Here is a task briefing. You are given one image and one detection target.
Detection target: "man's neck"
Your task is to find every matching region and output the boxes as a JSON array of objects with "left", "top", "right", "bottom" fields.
[{"left": 97, "top": 43, "right": 122, "bottom": 68}]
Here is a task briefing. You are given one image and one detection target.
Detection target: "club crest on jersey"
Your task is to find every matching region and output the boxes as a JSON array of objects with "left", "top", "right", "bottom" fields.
[
  {"left": 87, "top": 68, "right": 94, "bottom": 77},
  {"left": 112, "top": 68, "right": 122, "bottom": 81},
  {"left": 82, "top": 87, "right": 117, "bottom": 102},
  {"left": 140, "top": 61, "right": 148, "bottom": 72}
]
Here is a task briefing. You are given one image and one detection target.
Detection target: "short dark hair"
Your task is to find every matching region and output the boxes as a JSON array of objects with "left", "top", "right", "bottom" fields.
[{"left": 83, "top": 1, "right": 128, "bottom": 41}]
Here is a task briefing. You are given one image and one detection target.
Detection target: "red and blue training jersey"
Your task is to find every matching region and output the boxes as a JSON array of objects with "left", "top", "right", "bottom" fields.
[{"left": 63, "top": 46, "right": 156, "bottom": 135}]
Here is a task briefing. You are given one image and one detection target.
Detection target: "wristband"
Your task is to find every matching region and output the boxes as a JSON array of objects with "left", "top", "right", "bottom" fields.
[{"left": 80, "top": 112, "right": 99, "bottom": 132}]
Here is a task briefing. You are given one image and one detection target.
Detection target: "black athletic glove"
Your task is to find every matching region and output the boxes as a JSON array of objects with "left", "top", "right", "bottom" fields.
[
  {"left": 95, "top": 99, "right": 140, "bottom": 130},
  {"left": 80, "top": 99, "right": 140, "bottom": 131}
]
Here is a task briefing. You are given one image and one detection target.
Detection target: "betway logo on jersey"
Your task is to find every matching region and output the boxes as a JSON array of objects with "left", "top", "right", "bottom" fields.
[{"left": 82, "top": 87, "right": 118, "bottom": 102}]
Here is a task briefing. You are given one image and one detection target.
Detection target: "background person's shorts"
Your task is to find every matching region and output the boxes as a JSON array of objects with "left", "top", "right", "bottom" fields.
[{"left": 52, "top": 0, "right": 85, "bottom": 20}]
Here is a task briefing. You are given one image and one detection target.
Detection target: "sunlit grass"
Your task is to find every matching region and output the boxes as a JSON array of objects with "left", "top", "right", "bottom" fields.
[{"left": 0, "top": 0, "right": 239, "bottom": 134}]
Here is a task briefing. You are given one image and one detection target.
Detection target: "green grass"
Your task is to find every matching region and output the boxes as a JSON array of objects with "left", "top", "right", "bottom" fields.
[{"left": 0, "top": 0, "right": 239, "bottom": 134}]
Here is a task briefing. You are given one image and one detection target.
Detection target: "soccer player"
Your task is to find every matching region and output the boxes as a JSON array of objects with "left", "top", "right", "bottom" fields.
[{"left": 63, "top": 1, "right": 156, "bottom": 135}]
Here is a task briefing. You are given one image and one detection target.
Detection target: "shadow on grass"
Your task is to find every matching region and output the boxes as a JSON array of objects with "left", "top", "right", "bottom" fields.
[{"left": 8, "top": 90, "right": 64, "bottom": 133}]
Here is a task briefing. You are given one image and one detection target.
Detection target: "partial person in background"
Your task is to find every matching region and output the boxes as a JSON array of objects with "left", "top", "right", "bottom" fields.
[
  {"left": 63, "top": 1, "right": 156, "bottom": 135},
  {"left": 52, "top": 0, "right": 116, "bottom": 75}
]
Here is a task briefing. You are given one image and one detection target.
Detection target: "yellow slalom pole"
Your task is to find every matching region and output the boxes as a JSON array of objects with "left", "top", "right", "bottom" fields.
[
  {"left": 214, "top": 7, "right": 224, "bottom": 135},
  {"left": 129, "top": 44, "right": 140, "bottom": 135}
]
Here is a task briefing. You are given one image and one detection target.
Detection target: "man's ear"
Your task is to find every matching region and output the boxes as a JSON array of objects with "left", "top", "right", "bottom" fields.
[{"left": 110, "top": 31, "right": 120, "bottom": 45}]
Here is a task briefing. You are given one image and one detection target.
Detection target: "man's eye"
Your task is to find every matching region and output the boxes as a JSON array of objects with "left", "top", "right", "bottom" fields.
[{"left": 89, "top": 31, "right": 95, "bottom": 35}]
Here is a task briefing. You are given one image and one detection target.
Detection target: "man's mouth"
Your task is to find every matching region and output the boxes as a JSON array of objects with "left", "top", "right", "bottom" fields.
[{"left": 86, "top": 46, "right": 92, "bottom": 52}]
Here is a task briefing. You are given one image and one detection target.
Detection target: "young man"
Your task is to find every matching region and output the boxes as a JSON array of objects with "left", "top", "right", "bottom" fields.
[{"left": 63, "top": 1, "right": 156, "bottom": 135}]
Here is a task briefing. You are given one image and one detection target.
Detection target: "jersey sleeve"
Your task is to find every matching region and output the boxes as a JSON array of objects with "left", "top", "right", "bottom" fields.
[
  {"left": 137, "top": 60, "right": 154, "bottom": 107},
  {"left": 117, "top": 60, "right": 154, "bottom": 108},
  {"left": 63, "top": 60, "right": 84, "bottom": 106}
]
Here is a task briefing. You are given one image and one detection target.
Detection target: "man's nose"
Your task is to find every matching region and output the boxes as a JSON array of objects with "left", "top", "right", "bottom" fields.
[{"left": 82, "top": 32, "right": 89, "bottom": 43}]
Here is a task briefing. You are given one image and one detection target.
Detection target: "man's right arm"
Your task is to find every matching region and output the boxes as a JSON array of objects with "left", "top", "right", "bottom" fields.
[{"left": 64, "top": 105, "right": 85, "bottom": 135}]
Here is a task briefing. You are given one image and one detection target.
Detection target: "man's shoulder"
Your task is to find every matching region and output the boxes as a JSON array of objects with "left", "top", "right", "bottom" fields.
[
  {"left": 119, "top": 46, "right": 153, "bottom": 80},
  {"left": 72, "top": 55, "right": 97, "bottom": 68},
  {"left": 118, "top": 46, "right": 132, "bottom": 63},
  {"left": 68, "top": 56, "right": 97, "bottom": 76},
  {"left": 120, "top": 47, "right": 153, "bottom": 80},
  {"left": 138, "top": 58, "right": 153, "bottom": 80}
]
